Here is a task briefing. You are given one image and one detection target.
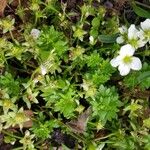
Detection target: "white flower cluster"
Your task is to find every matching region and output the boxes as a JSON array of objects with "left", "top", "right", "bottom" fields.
[{"left": 110, "top": 19, "right": 150, "bottom": 76}]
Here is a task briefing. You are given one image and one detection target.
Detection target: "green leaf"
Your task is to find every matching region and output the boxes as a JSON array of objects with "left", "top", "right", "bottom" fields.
[
  {"left": 54, "top": 88, "right": 77, "bottom": 119},
  {"left": 91, "top": 17, "right": 100, "bottom": 27},
  {"left": 98, "top": 34, "right": 119, "bottom": 43},
  {"left": 0, "top": 73, "right": 20, "bottom": 97},
  {"left": 38, "top": 26, "right": 68, "bottom": 60},
  {"left": 32, "top": 120, "right": 59, "bottom": 139},
  {"left": 85, "top": 59, "right": 115, "bottom": 86},
  {"left": 142, "top": 135, "right": 150, "bottom": 150},
  {"left": 132, "top": 4, "right": 150, "bottom": 18},
  {"left": 143, "top": 118, "right": 150, "bottom": 129},
  {"left": 137, "top": 71, "right": 150, "bottom": 83},
  {"left": 55, "top": 97, "right": 76, "bottom": 119},
  {"left": 123, "top": 63, "right": 150, "bottom": 90},
  {"left": 90, "top": 17, "right": 101, "bottom": 38},
  {"left": 89, "top": 85, "right": 121, "bottom": 125}
]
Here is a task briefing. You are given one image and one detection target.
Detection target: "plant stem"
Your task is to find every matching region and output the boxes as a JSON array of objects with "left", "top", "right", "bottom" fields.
[
  {"left": 2, "top": 130, "right": 22, "bottom": 139},
  {"left": 135, "top": 1, "right": 150, "bottom": 9},
  {"left": 12, "top": 147, "right": 23, "bottom": 150},
  {"left": 94, "top": 133, "right": 115, "bottom": 141},
  {"left": 9, "top": 30, "right": 18, "bottom": 44}
]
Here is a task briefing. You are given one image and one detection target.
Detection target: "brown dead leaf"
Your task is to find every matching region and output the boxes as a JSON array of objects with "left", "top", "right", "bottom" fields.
[
  {"left": 11, "top": 0, "right": 19, "bottom": 7},
  {"left": 23, "top": 110, "right": 34, "bottom": 128},
  {"left": 24, "top": 110, "right": 34, "bottom": 117},
  {"left": 13, "top": 110, "right": 34, "bottom": 129},
  {"left": 67, "top": 107, "right": 92, "bottom": 133},
  {"left": 0, "top": 0, "right": 7, "bottom": 17}
]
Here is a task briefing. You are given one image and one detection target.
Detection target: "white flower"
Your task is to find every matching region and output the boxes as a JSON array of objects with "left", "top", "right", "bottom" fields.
[
  {"left": 127, "top": 24, "right": 146, "bottom": 49},
  {"left": 31, "top": 29, "right": 40, "bottom": 39},
  {"left": 110, "top": 44, "right": 142, "bottom": 76},
  {"left": 139, "top": 19, "right": 150, "bottom": 44},
  {"left": 89, "top": 36, "right": 94, "bottom": 45},
  {"left": 128, "top": 24, "right": 139, "bottom": 39},
  {"left": 116, "top": 36, "right": 124, "bottom": 44},
  {"left": 116, "top": 26, "right": 127, "bottom": 44},
  {"left": 141, "top": 19, "right": 150, "bottom": 31},
  {"left": 33, "top": 75, "right": 42, "bottom": 83},
  {"left": 40, "top": 65, "right": 47, "bottom": 75},
  {"left": 119, "top": 26, "right": 128, "bottom": 34},
  {"left": 116, "top": 24, "right": 147, "bottom": 48}
]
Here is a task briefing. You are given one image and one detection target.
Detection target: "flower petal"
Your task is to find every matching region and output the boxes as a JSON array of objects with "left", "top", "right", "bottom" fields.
[
  {"left": 118, "top": 64, "right": 130, "bottom": 76},
  {"left": 137, "top": 39, "right": 147, "bottom": 48},
  {"left": 130, "top": 57, "right": 142, "bottom": 70},
  {"left": 31, "top": 29, "right": 40, "bottom": 39},
  {"left": 119, "top": 26, "right": 127, "bottom": 34},
  {"left": 110, "top": 56, "right": 121, "bottom": 67},
  {"left": 138, "top": 30, "right": 144, "bottom": 38},
  {"left": 41, "top": 65, "right": 47, "bottom": 75},
  {"left": 119, "top": 44, "right": 135, "bottom": 56},
  {"left": 128, "top": 24, "right": 139, "bottom": 40},
  {"left": 116, "top": 36, "right": 124, "bottom": 44},
  {"left": 141, "top": 19, "right": 150, "bottom": 31}
]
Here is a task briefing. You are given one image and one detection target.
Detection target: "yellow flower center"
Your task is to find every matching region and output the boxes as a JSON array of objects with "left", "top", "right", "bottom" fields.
[
  {"left": 123, "top": 56, "right": 132, "bottom": 64},
  {"left": 3, "top": 100, "right": 12, "bottom": 108},
  {"left": 3, "top": 20, "right": 12, "bottom": 30},
  {"left": 145, "top": 30, "right": 150, "bottom": 38},
  {"left": 15, "top": 113, "right": 26, "bottom": 123},
  {"left": 129, "top": 39, "right": 138, "bottom": 47}
]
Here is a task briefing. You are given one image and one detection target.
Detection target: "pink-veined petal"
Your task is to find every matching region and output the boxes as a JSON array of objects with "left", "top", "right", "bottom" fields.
[
  {"left": 130, "top": 57, "right": 142, "bottom": 70},
  {"left": 119, "top": 44, "right": 135, "bottom": 56},
  {"left": 110, "top": 56, "right": 121, "bottom": 67},
  {"left": 118, "top": 64, "right": 130, "bottom": 76}
]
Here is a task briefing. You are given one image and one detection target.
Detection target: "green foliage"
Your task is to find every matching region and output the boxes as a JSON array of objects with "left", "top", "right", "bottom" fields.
[
  {"left": 132, "top": 3, "right": 150, "bottom": 18},
  {"left": 0, "top": 107, "right": 29, "bottom": 130},
  {"left": 90, "top": 17, "right": 101, "bottom": 38},
  {"left": 41, "top": 80, "right": 78, "bottom": 119},
  {"left": 41, "top": 79, "right": 68, "bottom": 106},
  {"left": 85, "top": 52, "right": 102, "bottom": 68},
  {"left": 124, "top": 100, "right": 143, "bottom": 118},
  {"left": 32, "top": 119, "right": 59, "bottom": 139},
  {"left": 98, "top": 34, "right": 119, "bottom": 43},
  {"left": 84, "top": 59, "right": 115, "bottom": 86},
  {"left": 90, "top": 6, "right": 106, "bottom": 38},
  {"left": 37, "top": 26, "right": 68, "bottom": 60},
  {"left": 123, "top": 63, "right": 150, "bottom": 90},
  {"left": 19, "top": 130, "right": 35, "bottom": 150},
  {"left": 54, "top": 88, "right": 77, "bottom": 118},
  {"left": 0, "top": 0, "right": 149, "bottom": 149},
  {"left": 108, "top": 133, "right": 136, "bottom": 150},
  {"left": 143, "top": 118, "right": 150, "bottom": 129},
  {"left": 89, "top": 85, "right": 121, "bottom": 125},
  {"left": 0, "top": 15, "right": 15, "bottom": 33},
  {"left": 0, "top": 73, "right": 20, "bottom": 97},
  {"left": 142, "top": 135, "right": 150, "bottom": 150}
]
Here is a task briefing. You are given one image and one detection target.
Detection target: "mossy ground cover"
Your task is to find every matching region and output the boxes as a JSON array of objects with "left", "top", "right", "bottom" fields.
[{"left": 0, "top": 0, "right": 150, "bottom": 149}]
